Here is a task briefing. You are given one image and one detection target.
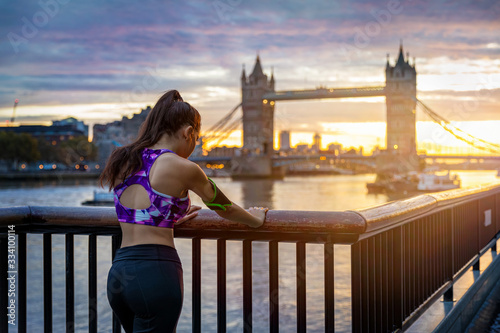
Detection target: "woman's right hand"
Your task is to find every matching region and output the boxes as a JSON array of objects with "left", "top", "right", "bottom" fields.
[{"left": 248, "top": 207, "right": 268, "bottom": 228}]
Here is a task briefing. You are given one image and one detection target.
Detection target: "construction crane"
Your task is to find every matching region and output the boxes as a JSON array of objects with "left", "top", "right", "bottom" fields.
[{"left": 10, "top": 99, "right": 19, "bottom": 125}]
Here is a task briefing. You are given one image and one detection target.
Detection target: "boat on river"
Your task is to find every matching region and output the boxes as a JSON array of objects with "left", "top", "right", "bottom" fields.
[
  {"left": 367, "top": 172, "right": 419, "bottom": 193},
  {"left": 367, "top": 171, "right": 461, "bottom": 194},
  {"left": 417, "top": 171, "right": 461, "bottom": 191}
]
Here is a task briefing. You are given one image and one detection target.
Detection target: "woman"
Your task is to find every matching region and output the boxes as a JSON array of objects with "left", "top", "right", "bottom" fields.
[{"left": 100, "top": 90, "right": 267, "bottom": 332}]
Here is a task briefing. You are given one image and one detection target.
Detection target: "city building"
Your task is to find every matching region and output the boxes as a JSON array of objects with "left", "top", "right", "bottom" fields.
[
  {"left": 279, "top": 130, "right": 290, "bottom": 151},
  {"left": 312, "top": 133, "right": 321, "bottom": 152},
  {"left": 0, "top": 116, "right": 88, "bottom": 144},
  {"left": 52, "top": 117, "right": 89, "bottom": 138},
  {"left": 92, "top": 106, "right": 151, "bottom": 164},
  {"left": 328, "top": 142, "right": 342, "bottom": 155},
  {"left": 295, "top": 144, "right": 309, "bottom": 154}
]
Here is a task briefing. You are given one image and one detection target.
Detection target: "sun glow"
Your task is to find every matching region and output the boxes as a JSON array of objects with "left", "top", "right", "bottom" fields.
[{"left": 204, "top": 120, "right": 500, "bottom": 156}]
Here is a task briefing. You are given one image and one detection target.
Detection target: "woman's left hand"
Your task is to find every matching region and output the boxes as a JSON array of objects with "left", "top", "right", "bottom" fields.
[{"left": 177, "top": 205, "right": 202, "bottom": 225}]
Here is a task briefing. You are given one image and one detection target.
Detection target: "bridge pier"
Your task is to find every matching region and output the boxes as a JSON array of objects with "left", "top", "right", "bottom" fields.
[
  {"left": 375, "top": 151, "right": 423, "bottom": 175},
  {"left": 230, "top": 155, "right": 285, "bottom": 179}
]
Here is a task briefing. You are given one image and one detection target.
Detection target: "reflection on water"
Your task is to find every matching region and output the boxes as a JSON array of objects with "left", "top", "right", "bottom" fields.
[
  {"left": 0, "top": 177, "right": 99, "bottom": 189},
  {"left": 240, "top": 179, "right": 275, "bottom": 209},
  {"left": 1, "top": 171, "right": 498, "bottom": 332}
]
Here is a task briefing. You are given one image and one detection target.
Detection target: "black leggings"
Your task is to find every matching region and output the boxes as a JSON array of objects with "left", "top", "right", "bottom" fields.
[{"left": 107, "top": 244, "right": 183, "bottom": 333}]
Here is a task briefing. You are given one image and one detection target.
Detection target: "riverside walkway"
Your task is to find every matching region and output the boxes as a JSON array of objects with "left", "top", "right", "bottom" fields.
[{"left": 1, "top": 182, "right": 500, "bottom": 332}]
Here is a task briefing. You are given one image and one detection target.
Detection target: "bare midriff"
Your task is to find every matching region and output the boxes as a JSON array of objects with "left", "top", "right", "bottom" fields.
[{"left": 118, "top": 222, "right": 176, "bottom": 249}]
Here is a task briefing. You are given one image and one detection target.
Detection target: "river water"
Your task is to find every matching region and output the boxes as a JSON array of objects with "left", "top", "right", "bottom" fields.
[{"left": 1, "top": 170, "right": 498, "bottom": 332}]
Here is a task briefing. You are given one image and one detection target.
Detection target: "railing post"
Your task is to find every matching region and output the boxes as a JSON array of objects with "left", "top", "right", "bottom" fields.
[
  {"left": 393, "top": 226, "right": 403, "bottom": 331},
  {"left": 444, "top": 208, "right": 455, "bottom": 303},
  {"left": 387, "top": 229, "right": 394, "bottom": 330},
  {"left": 88, "top": 234, "right": 97, "bottom": 333},
  {"left": 324, "top": 242, "right": 334, "bottom": 332},
  {"left": 296, "top": 241, "right": 306, "bottom": 333},
  {"left": 217, "top": 239, "right": 226, "bottom": 333},
  {"left": 243, "top": 240, "right": 252, "bottom": 332},
  {"left": 43, "top": 233, "right": 52, "bottom": 333},
  {"left": 367, "top": 237, "right": 376, "bottom": 332},
  {"left": 66, "top": 233, "right": 75, "bottom": 333},
  {"left": 192, "top": 237, "right": 201, "bottom": 333},
  {"left": 351, "top": 241, "right": 361, "bottom": 333},
  {"left": 111, "top": 234, "right": 121, "bottom": 333},
  {"left": 475, "top": 199, "right": 481, "bottom": 271},
  {"left": 18, "top": 232, "right": 27, "bottom": 333},
  {"left": 269, "top": 240, "right": 279, "bottom": 333},
  {"left": 448, "top": 207, "right": 454, "bottom": 283},
  {"left": 443, "top": 286, "right": 454, "bottom": 302},
  {"left": 379, "top": 233, "right": 389, "bottom": 332},
  {"left": 473, "top": 259, "right": 480, "bottom": 271}
]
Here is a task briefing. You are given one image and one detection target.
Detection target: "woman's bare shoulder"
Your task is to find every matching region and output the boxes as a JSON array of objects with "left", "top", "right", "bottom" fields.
[
  {"left": 154, "top": 152, "right": 194, "bottom": 166},
  {"left": 153, "top": 153, "right": 202, "bottom": 177}
]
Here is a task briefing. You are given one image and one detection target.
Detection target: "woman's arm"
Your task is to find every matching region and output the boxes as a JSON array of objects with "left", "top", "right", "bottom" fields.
[
  {"left": 184, "top": 162, "right": 267, "bottom": 228},
  {"left": 214, "top": 203, "right": 267, "bottom": 228}
]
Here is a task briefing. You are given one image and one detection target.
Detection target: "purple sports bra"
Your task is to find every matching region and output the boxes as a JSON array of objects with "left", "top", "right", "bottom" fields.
[{"left": 113, "top": 148, "right": 191, "bottom": 228}]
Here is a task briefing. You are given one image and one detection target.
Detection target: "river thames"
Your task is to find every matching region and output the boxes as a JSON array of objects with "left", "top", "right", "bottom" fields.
[{"left": 1, "top": 170, "right": 498, "bottom": 332}]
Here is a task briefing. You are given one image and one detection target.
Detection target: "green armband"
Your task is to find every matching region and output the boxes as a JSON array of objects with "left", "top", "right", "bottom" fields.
[{"left": 203, "top": 177, "right": 233, "bottom": 211}]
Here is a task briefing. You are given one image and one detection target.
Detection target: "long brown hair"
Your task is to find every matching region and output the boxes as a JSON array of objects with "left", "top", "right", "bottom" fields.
[{"left": 99, "top": 90, "right": 201, "bottom": 190}]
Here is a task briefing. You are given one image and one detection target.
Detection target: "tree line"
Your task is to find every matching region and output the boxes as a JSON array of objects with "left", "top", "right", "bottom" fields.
[{"left": 0, "top": 132, "right": 97, "bottom": 170}]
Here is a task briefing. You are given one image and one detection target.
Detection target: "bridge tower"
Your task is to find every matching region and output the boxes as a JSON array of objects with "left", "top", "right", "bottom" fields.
[
  {"left": 241, "top": 55, "right": 275, "bottom": 157},
  {"left": 385, "top": 43, "right": 417, "bottom": 156},
  {"left": 233, "top": 56, "right": 280, "bottom": 178}
]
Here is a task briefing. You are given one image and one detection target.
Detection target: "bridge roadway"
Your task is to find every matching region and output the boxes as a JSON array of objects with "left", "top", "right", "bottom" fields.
[
  {"left": 263, "top": 86, "right": 386, "bottom": 101},
  {"left": 189, "top": 154, "right": 374, "bottom": 168},
  {"left": 422, "top": 154, "right": 500, "bottom": 160},
  {"left": 189, "top": 154, "right": 370, "bottom": 162},
  {"left": 189, "top": 154, "right": 500, "bottom": 164}
]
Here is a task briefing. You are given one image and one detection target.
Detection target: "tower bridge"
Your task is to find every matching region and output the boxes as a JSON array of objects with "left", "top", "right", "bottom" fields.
[{"left": 232, "top": 43, "right": 417, "bottom": 177}]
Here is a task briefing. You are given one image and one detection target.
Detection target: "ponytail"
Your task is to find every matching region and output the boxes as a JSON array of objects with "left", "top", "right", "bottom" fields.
[{"left": 99, "top": 90, "right": 201, "bottom": 190}]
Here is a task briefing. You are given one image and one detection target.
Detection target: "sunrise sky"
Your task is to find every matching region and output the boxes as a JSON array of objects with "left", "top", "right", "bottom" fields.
[{"left": 1, "top": 0, "right": 499, "bottom": 154}]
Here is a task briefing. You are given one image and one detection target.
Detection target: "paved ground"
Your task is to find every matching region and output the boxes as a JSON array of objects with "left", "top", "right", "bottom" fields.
[{"left": 466, "top": 277, "right": 500, "bottom": 333}]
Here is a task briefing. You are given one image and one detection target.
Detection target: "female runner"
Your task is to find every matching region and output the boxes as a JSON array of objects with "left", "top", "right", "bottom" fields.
[{"left": 100, "top": 90, "right": 267, "bottom": 332}]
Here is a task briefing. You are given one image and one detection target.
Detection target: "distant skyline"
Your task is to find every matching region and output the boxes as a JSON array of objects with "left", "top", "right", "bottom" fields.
[{"left": 1, "top": 0, "right": 499, "bottom": 152}]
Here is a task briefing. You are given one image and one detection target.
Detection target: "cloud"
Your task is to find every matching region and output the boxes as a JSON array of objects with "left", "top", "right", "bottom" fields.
[{"left": 0, "top": 0, "right": 498, "bottom": 125}]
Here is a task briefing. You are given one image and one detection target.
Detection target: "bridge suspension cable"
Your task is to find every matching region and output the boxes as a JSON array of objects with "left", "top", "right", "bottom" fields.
[
  {"left": 202, "top": 103, "right": 242, "bottom": 147},
  {"left": 205, "top": 103, "right": 241, "bottom": 134},
  {"left": 416, "top": 98, "right": 500, "bottom": 154},
  {"left": 211, "top": 116, "right": 243, "bottom": 147}
]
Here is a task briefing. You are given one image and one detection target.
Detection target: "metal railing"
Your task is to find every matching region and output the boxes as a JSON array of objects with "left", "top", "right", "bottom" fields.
[
  {"left": 1, "top": 182, "right": 499, "bottom": 332},
  {"left": 352, "top": 182, "right": 500, "bottom": 332}
]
